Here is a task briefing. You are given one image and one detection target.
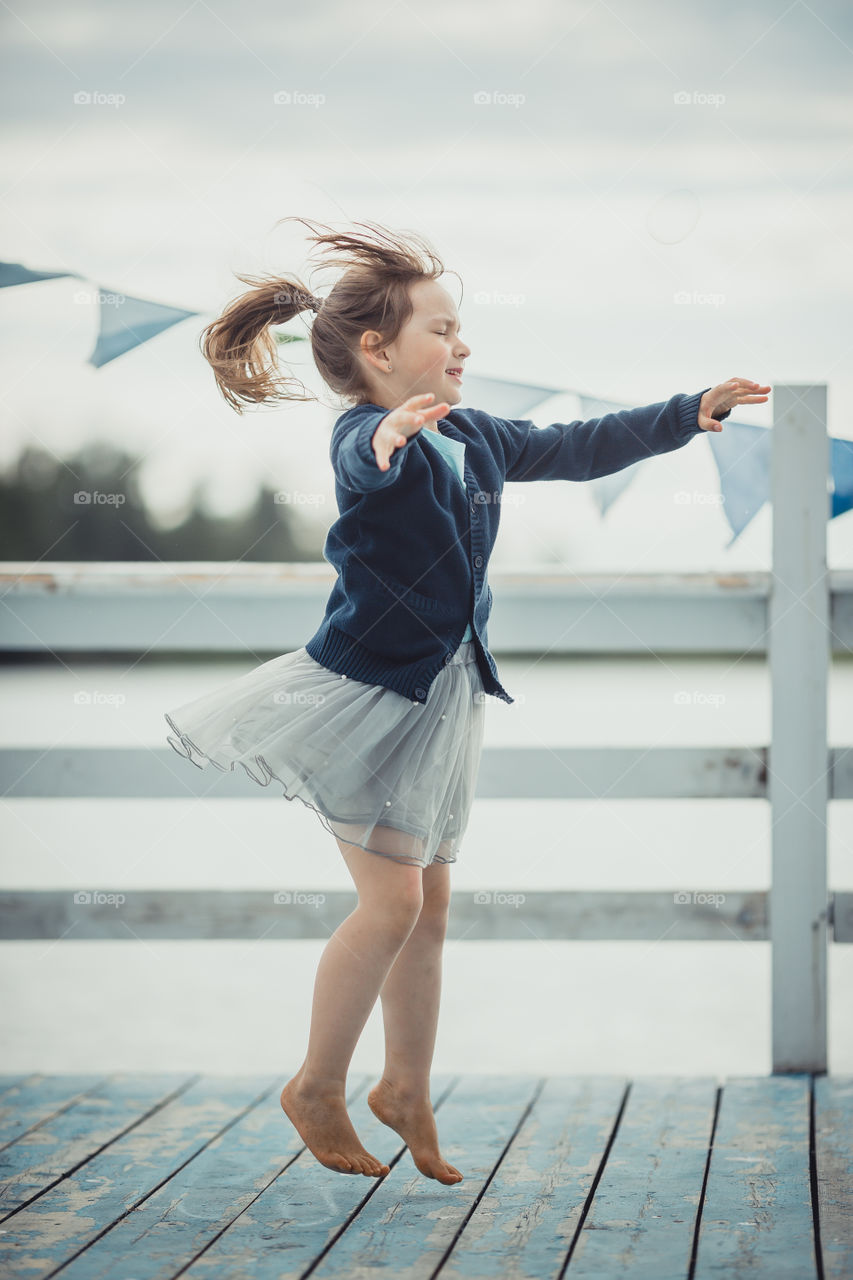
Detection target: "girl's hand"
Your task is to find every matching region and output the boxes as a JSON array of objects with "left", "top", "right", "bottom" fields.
[
  {"left": 698, "top": 378, "right": 771, "bottom": 431},
  {"left": 372, "top": 393, "right": 451, "bottom": 471}
]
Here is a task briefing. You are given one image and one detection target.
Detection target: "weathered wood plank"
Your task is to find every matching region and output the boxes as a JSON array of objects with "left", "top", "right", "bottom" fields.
[
  {"left": 0, "top": 1075, "right": 107, "bottom": 1150},
  {"left": 56, "top": 1073, "right": 380, "bottom": 1280},
  {"left": 0, "top": 889, "right": 770, "bottom": 942},
  {"left": 566, "top": 1076, "right": 716, "bottom": 1279},
  {"left": 167, "top": 1075, "right": 458, "bottom": 1274},
  {"left": 814, "top": 1075, "right": 853, "bottom": 1280},
  {"left": 0, "top": 1074, "right": 194, "bottom": 1216},
  {"left": 0, "top": 1074, "right": 278, "bottom": 1280},
  {"left": 186, "top": 1075, "right": 538, "bottom": 1280},
  {"left": 436, "top": 1075, "right": 626, "bottom": 1280},
  {"left": 0, "top": 1077, "right": 33, "bottom": 1099},
  {"left": 694, "top": 1075, "right": 815, "bottom": 1278},
  {"left": 304, "top": 1075, "right": 540, "bottom": 1280}
]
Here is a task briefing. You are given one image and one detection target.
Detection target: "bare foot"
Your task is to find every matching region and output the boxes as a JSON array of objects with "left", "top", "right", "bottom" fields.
[
  {"left": 280, "top": 1070, "right": 390, "bottom": 1177},
  {"left": 367, "top": 1078, "right": 463, "bottom": 1184}
]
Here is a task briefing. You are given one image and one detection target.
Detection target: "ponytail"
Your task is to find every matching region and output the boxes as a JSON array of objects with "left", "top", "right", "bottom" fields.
[{"left": 200, "top": 216, "right": 458, "bottom": 414}]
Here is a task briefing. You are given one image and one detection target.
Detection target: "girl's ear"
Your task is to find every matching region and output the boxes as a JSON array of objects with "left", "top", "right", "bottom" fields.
[{"left": 360, "top": 330, "right": 390, "bottom": 371}]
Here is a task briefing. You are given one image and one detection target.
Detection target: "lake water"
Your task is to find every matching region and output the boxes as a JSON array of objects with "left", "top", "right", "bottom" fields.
[{"left": 2, "top": 650, "right": 851, "bottom": 1078}]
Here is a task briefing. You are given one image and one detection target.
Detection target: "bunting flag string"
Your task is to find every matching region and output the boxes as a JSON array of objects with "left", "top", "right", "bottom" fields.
[{"left": 2, "top": 259, "right": 851, "bottom": 541}]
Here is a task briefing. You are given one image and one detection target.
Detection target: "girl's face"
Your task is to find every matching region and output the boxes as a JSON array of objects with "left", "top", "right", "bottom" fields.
[{"left": 360, "top": 278, "right": 471, "bottom": 412}]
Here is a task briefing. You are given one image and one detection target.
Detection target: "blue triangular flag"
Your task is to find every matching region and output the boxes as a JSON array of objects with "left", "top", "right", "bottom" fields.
[
  {"left": 89, "top": 291, "right": 201, "bottom": 367},
  {"left": 0, "top": 262, "right": 77, "bottom": 287},
  {"left": 461, "top": 372, "right": 559, "bottom": 418},
  {"left": 830, "top": 436, "right": 853, "bottom": 519},
  {"left": 705, "top": 420, "right": 771, "bottom": 544}
]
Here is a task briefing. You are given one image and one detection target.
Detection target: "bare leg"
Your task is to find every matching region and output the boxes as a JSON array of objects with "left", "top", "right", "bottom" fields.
[
  {"left": 280, "top": 828, "right": 424, "bottom": 1177},
  {"left": 367, "top": 844, "right": 464, "bottom": 1184}
]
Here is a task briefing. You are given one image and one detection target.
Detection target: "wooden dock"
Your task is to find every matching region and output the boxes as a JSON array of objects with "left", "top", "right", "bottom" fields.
[{"left": 0, "top": 1071, "right": 850, "bottom": 1278}]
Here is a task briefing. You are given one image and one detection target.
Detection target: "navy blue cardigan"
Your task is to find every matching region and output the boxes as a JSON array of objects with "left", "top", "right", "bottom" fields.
[{"left": 304, "top": 389, "right": 728, "bottom": 706}]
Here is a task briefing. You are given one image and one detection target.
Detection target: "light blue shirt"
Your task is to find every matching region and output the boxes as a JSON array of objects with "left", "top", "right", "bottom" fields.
[{"left": 421, "top": 429, "right": 473, "bottom": 643}]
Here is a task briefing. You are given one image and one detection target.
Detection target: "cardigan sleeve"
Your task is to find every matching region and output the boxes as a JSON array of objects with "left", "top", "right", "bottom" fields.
[
  {"left": 331, "top": 408, "right": 415, "bottom": 492},
  {"left": 490, "top": 388, "right": 729, "bottom": 484}
]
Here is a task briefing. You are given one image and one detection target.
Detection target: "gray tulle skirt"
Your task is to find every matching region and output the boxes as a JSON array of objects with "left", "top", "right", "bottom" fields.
[{"left": 164, "top": 640, "right": 485, "bottom": 868}]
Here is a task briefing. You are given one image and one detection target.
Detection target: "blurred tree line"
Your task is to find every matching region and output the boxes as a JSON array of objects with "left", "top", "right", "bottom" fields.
[{"left": 0, "top": 441, "right": 325, "bottom": 561}]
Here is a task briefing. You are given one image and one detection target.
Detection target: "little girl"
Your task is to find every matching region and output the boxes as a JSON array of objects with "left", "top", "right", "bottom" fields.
[{"left": 164, "top": 216, "right": 770, "bottom": 1185}]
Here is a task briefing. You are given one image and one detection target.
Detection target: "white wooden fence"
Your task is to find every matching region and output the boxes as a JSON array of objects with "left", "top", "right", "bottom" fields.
[{"left": 0, "top": 384, "right": 847, "bottom": 1073}]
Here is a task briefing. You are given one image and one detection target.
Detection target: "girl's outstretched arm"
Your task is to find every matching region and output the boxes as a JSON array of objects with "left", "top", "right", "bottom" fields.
[{"left": 490, "top": 377, "right": 769, "bottom": 484}]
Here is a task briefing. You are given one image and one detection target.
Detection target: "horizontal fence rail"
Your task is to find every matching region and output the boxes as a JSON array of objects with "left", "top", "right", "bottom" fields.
[
  {"left": 0, "top": 744, "right": 776, "bottom": 798},
  {"left": 0, "top": 888, "right": 773, "bottom": 942},
  {"left": 1, "top": 563, "right": 853, "bottom": 654}
]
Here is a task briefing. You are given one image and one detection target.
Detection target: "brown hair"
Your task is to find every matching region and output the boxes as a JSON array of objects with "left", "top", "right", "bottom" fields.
[{"left": 200, "top": 216, "right": 460, "bottom": 414}]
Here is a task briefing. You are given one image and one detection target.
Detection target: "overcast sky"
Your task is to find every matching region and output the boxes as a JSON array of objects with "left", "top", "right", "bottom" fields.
[{"left": 2, "top": 0, "right": 852, "bottom": 568}]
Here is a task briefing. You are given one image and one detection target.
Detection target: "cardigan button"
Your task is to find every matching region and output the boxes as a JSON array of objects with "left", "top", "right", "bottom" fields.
[
  {"left": 340, "top": 674, "right": 347, "bottom": 679},
  {"left": 474, "top": 554, "right": 483, "bottom": 568},
  {"left": 384, "top": 800, "right": 391, "bottom": 807},
  {"left": 440, "top": 713, "right": 446, "bottom": 719},
  {"left": 444, "top": 652, "right": 453, "bottom": 664},
  {"left": 415, "top": 687, "right": 427, "bottom": 699}
]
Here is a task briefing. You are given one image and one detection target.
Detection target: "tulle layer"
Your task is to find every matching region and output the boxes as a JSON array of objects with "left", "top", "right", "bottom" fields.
[{"left": 164, "top": 640, "right": 485, "bottom": 868}]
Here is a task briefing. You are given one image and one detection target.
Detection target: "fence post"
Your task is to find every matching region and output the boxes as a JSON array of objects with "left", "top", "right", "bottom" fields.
[{"left": 769, "top": 384, "right": 830, "bottom": 1073}]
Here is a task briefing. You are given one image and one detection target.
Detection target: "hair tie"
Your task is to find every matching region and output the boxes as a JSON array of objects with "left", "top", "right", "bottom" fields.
[{"left": 307, "top": 295, "right": 322, "bottom": 314}]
